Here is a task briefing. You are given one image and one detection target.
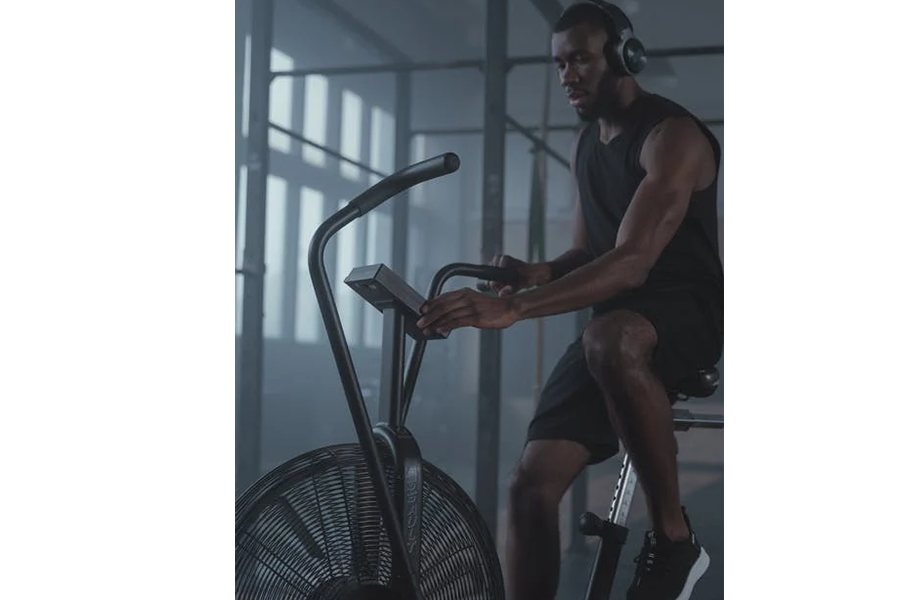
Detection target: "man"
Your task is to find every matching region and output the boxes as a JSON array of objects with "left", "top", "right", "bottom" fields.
[{"left": 416, "top": 2, "right": 723, "bottom": 599}]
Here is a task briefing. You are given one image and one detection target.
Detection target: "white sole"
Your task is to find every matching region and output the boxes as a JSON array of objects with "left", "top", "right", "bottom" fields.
[{"left": 673, "top": 546, "right": 710, "bottom": 600}]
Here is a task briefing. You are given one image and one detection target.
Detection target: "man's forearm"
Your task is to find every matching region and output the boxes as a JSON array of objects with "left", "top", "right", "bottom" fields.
[
  {"left": 545, "top": 248, "right": 593, "bottom": 283},
  {"left": 513, "top": 248, "right": 647, "bottom": 320}
]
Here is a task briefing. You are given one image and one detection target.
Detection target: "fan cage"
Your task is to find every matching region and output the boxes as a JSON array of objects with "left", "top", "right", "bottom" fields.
[{"left": 236, "top": 442, "right": 505, "bottom": 600}]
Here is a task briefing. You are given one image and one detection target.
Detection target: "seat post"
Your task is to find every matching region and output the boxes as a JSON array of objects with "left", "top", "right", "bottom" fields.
[
  {"left": 581, "top": 452, "right": 636, "bottom": 600},
  {"left": 608, "top": 453, "right": 639, "bottom": 526}
]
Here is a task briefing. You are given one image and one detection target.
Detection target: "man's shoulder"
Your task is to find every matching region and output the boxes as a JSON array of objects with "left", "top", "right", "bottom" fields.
[{"left": 633, "top": 97, "right": 719, "bottom": 164}]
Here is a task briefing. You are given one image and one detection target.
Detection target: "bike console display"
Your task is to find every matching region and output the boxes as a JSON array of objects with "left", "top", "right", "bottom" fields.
[{"left": 344, "top": 263, "right": 444, "bottom": 341}]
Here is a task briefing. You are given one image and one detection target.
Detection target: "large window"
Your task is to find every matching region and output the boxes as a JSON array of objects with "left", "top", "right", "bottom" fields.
[
  {"left": 302, "top": 75, "right": 329, "bottom": 166},
  {"left": 263, "top": 177, "right": 288, "bottom": 338},
  {"left": 409, "top": 134, "right": 427, "bottom": 206},
  {"left": 369, "top": 106, "right": 396, "bottom": 185},
  {"left": 295, "top": 187, "right": 325, "bottom": 342},
  {"left": 335, "top": 200, "right": 362, "bottom": 346},
  {"left": 241, "top": 36, "right": 294, "bottom": 154},
  {"left": 235, "top": 173, "right": 288, "bottom": 339},
  {"left": 269, "top": 48, "right": 295, "bottom": 153},
  {"left": 340, "top": 91, "right": 364, "bottom": 181},
  {"left": 241, "top": 37, "right": 252, "bottom": 139},
  {"left": 237, "top": 49, "right": 412, "bottom": 348},
  {"left": 236, "top": 166, "right": 248, "bottom": 263},
  {"left": 362, "top": 210, "right": 394, "bottom": 348}
]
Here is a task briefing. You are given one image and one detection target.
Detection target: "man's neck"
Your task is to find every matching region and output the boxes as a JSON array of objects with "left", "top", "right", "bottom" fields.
[{"left": 597, "top": 79, "right": 646, "bottom": 142}]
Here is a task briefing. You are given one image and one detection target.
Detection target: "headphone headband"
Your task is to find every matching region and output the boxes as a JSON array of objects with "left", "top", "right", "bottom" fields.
[
  {"left": 591, "top": 1, "right": 634, "bottom": 37},
  {"left": 562, "top": 1, "right": 648, "bottom": 76}
]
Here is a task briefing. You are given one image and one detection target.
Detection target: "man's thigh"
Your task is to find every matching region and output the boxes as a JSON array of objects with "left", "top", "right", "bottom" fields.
[{"left": 593, "top": 289, "right": 723, "bottom": 388}]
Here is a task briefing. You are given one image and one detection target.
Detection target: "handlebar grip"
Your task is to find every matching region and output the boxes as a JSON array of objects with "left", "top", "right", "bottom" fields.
[
  {"left": 478, "top": 266, "right": 521, "bottom": 285},
  {"left": 474, "top": 266, "right": 522, "bottom": 292},
  {"left": 349, "top": 153, "right": 460, "bottom": 217}
]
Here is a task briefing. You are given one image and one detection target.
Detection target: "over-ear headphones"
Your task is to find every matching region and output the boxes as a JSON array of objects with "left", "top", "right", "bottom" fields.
[{"left": 565, "top": 1, "right": 648, "bottom": 76}]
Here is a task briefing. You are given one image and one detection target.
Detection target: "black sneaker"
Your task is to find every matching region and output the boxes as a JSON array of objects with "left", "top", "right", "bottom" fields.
[{"left": 625, "top": 510, "right": 710, "bottom": 600}]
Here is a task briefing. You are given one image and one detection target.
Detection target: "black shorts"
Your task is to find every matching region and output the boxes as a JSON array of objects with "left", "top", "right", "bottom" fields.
[{"left": 526, "top": 289, "right": 723, "bottom": 464}]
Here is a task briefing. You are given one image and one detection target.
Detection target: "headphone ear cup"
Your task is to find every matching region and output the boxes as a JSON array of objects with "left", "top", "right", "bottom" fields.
[{"left": 621, "top": 36, "right": 647, "bottom": 75}]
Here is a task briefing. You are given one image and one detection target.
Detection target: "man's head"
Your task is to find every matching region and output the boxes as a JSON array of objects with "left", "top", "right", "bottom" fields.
[{"left": 551, "top": 2, "right": 631, "bottom": 122}]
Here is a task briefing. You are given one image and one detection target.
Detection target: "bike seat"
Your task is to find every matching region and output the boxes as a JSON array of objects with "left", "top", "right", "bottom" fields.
[{"left": 669, "top": 367, "right": 720, "bottom": 400}]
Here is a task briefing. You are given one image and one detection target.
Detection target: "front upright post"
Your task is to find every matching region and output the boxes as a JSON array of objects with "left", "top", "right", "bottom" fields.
[{"left": 379, "top": 307, "right": 407, "bottom": 428}]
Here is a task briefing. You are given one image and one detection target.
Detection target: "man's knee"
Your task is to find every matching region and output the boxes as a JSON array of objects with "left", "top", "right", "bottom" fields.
[
  {"left": 508, "top": 465, "right": 552, "bottom": 512},
  {"left": 582, "top": 310, "right": 657, "bottom": 383},
  {"left": 507, "top": 441, "right": 588, "bottom": 511}
]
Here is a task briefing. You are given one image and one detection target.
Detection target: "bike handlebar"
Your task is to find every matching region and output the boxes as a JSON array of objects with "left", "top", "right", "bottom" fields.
[
  {"left": 349, "top": 152, "right": 460, "bottom": 217},
  {"left": 428, "top": 263, "right": 521, "bottom": 298}
]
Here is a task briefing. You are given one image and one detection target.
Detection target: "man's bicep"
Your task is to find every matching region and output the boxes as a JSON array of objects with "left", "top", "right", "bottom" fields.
[
  {"left": 638, "top": 117, "right": 713, "bottom": 193},
  {"left": 615, "top": 119, "right": 708, "bottom": 257},
  {"left": 616, "top": 177, "right": 691, "bottom": 253}
]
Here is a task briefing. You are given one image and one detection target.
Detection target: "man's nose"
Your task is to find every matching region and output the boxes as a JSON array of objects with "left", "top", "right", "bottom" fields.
[{"left": 560, "top": 64, "right": 578, "bottom": 85}]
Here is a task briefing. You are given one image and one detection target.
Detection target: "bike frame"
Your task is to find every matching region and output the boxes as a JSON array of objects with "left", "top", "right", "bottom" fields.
[
  {"left": 307, "top": 153, "right": 517, "bottom": 600},
  {"left": 307, "top": 152, "right": 724, "bottom": 600}
]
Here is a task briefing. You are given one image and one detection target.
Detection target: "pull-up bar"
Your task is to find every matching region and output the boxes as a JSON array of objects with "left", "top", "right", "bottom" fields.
[
  {"left": 411, "top": 118, "right": 724, "bottom": 137},
  {"left": 270, "top": 45, "right": 723, "bottom": 80}
]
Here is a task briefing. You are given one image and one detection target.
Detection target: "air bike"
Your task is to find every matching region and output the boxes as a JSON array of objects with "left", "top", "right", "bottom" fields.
[{"left": 234, "top": 152, "right": 724, "bottom": 600}]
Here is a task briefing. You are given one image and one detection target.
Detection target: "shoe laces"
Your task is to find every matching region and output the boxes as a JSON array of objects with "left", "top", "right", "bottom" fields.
[{"left": 634, "top": 532, "right": 671, "bottom": 576}]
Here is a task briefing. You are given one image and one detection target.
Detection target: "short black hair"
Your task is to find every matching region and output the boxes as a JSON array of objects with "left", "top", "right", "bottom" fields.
[{"left": 553, "top": 2, "right": 611, "bottom": 34}]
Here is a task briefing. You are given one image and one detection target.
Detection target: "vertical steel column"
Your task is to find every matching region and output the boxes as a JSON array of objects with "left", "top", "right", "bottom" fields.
[
  {"left": 235, "top": 1, "right": 246, "bottom": 246},
  {"left": 475, "top": 0, "right": 508, "bottom": 537},
  {"left": 392, "top": 72, "right": 412, "bottom": 277},
  {"left": 236, "top": 0, "right": 274, "bottom": 494}
]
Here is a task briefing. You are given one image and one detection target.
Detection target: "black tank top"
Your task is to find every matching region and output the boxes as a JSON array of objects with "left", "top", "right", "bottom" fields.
[{"left": 574, "top": 93, "right": 723, "bottom": 311}]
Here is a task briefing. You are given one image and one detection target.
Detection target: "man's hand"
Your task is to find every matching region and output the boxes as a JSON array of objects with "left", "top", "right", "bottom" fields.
[
  {"left": 417, "top": 288, "right": 520, "bottom": 337},
  {"left": 487, "top": 254, "right": 551, "bottom": 296}
]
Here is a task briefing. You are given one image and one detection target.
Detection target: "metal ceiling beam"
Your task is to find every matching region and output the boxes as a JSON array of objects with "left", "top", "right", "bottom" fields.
[
  {"left": 506, "top": 45, "right": 725, "bottom": 67},
  {"left": 271, "top": 45, "right": 724, "bottom": 79},
  {"left": 410, "top": 117, "right": 724, "bottom": 136},
  {"left": 526, "top": 0, "right": 566, "bottom": 25},
  {"left": 272, "top": 58, "right": 483, "bottom": 80}
]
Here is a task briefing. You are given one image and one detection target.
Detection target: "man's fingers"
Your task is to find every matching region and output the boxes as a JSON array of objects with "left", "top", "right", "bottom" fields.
[
  {"left": 421, "top": 289, "right": 463, "bottom": 313},
  {"left": 423, "top": 305, "right": 477, "bottom": 334},
  {"left": 418, "top": 291, "right": 473, "bottom": 328}
]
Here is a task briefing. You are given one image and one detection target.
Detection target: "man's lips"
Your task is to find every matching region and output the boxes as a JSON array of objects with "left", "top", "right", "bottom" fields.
[{"left": 567, "top": 90, "right": 588, "bottom": 107}]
